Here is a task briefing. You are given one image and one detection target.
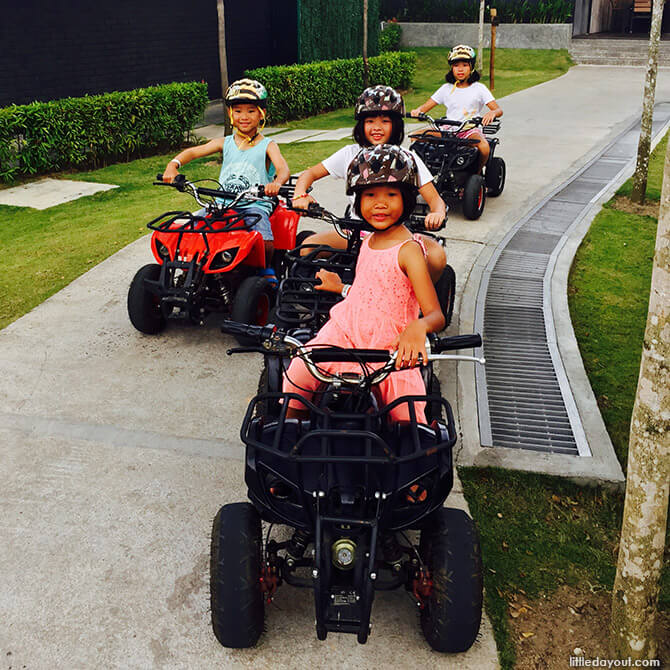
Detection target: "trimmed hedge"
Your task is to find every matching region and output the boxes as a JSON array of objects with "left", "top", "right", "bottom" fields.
[
  {"left": 0, "top": 82, "right": 208, "bottom": 183},
  {"left": 246, "top": 51, "right": 416, "bottom": 124},
  {"left": 379, "top": 22, "right": 403, "bottom": 51}
]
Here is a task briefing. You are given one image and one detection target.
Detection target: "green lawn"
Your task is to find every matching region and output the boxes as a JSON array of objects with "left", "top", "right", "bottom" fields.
[{"left": 459, "top": 134, "right": 669, "bottom": 669}]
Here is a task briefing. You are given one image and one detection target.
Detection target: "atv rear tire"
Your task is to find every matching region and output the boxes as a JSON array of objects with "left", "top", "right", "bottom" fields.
[
  {"left": 210, "top": 503, "right": 264, "bottom": 648},
  {"left": 462, "top": 175, "right": 486, "bottom": 220},
  {"left": 434, "top": 264, "right": 455, "bottom": 328},
  {"left": 419, "top": 507, "right": 483, "bottom": 653},
  {"left": 127, "top": 263, "right": 166, "bottom": 334},
  {"left": 485, "top": 157, "right": 506, "bottom": 197},
  {"left": 231, "top": 276, "right": 274, "bottom": 345}
]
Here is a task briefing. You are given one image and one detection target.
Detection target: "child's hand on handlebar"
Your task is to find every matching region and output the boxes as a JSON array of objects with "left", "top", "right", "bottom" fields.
[
  {"left": 162, "top": 163, "right": 179, "bottom": 184},
  {"left": 264, "top": 181, "right": 281, "bottom": 197},
  {"left": 393, "top": 319, "right": 428, "bottom": 369},
  {"left": 409, "top": 108, "right": 422, "bottom": 118},
  {"left": 482, "top": 110, "right": 497, "bottom": 126},
  {"left": 292, "top": 193, "right": 315, "bottom": 209},
  {"left": 314, "top": 269, "right": 344, "bottom": 294},
  {"left": 424, "top": 212, "right": 444, "bottom": 230}
]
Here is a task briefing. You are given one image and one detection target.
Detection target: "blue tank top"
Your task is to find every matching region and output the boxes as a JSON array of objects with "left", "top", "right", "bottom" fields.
[{"left": 217, "top": 135, "right": 276, "bottom": 215}]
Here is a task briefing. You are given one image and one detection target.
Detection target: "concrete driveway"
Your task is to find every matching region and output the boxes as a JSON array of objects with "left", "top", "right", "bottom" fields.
[{"left": 2, "top": 66, "right": 669, "bottom": 669}]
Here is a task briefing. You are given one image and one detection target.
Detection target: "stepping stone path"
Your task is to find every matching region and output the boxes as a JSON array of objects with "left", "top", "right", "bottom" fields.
[{"left": 0, "top": 178, "right": 118, "bottom": 210}]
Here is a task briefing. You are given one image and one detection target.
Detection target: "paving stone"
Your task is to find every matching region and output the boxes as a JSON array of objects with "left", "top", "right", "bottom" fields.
[
  {"left": 270, "top": 129, "right": 329, "bottom": 143},
  {"left": 0, "top": 178, "right": 118, "bottom": 210},
  {"left": 299, "top": 127, "right": 353, "bottom": 142}
]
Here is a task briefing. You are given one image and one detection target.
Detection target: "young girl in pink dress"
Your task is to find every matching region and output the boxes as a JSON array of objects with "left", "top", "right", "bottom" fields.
[{"left": 282, "top": 145, "right": 445, "bottom": 423}]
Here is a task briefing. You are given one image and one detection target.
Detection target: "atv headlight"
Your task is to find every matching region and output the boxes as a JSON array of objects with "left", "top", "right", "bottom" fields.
[
  {"left": 332, "top": 538, "right": 356, "bottom": 570},
  {"left": 210, "top": 247, "right": 239, "bottom": 270},
  {"left": 155, "top": 240, "right": 170, "bottom": 259}
]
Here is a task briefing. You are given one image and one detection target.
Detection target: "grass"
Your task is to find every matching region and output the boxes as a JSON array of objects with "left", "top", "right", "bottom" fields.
[
  {"left": 285, "top": 47, "right": 573, "bottom": 130},
  {"left": 459, "top": 133, "right": 669, "bottom": 669}
]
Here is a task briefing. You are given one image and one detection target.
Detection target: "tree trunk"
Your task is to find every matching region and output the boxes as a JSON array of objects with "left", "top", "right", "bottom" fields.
[
  {"left": 610, "top": 136, "right": 670, "bottom": 660},
  {"left": 477, "top": 0, "right": 485, "bottom": 73},
  {"left": 630, "top": 0, "right": 665, "bottom": 204},
  {"left": 216, "top": 0, "right": 232, "bottom": 136},
  {"left": 363, "top": 0, "right": 370, "bottom": 88}
]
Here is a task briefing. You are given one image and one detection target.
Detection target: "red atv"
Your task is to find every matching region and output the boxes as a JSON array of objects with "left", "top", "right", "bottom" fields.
[{"left": 127, "top": 175, "right": 311, "bottom": 342}]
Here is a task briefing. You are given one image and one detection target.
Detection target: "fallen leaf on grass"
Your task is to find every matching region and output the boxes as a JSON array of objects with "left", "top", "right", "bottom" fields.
[{"left": 521, "top": 632, "right": 535, "bottom": 639}]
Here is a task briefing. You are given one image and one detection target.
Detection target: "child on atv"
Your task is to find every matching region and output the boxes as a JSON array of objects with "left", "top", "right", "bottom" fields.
[
  {"left": 410, "top": 45, "right": 503, "bottom": 172},
  {"left": 283, "top": 144, "right": 445, "bottom": 423},
  {"left": 291, "top": 86, "right": 448, "bottom": 283},
  {"left": 162, "top": 78, "right": 290, "bottom": 283}
]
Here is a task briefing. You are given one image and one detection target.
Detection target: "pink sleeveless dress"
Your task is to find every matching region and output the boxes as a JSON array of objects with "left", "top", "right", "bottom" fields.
[{"left": 283, "top": 234, "right": 427, "bottom": 423}]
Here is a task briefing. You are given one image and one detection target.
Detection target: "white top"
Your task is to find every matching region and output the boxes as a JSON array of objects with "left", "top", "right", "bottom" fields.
[
  {"left": 430, "top": 82, "right": 494, "bottom": 122},
  {"left": 321, "top": 144, "right": 434, "bottom": 188}
]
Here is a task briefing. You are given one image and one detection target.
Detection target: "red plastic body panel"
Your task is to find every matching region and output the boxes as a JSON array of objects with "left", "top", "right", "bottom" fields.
[
  {"left": 150, "top": 205, "right": 299, "bottom": 271},
  {"left": 270, "top": 204, "right": 300, "bottom": 251}
]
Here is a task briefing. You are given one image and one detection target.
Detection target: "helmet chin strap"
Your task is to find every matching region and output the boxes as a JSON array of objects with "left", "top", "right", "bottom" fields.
[{"left": 229, "top": 107, "right": 266, "bottom": 144}]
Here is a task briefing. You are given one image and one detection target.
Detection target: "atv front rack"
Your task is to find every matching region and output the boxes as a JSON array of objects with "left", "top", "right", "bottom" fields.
[
  {"left": 146, "top": 209, "right": 258, "bottom": 235},
  {"left": 242, "top": 391, "right": 456, "bottom": 531}
]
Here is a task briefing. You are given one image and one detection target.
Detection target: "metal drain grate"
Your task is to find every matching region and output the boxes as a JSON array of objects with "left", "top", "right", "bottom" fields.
[{"left": 475, "top": 103, "right": 670, "bottom": 458}]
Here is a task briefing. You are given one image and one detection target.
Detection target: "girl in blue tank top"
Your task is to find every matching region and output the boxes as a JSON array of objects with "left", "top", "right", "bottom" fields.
[{"left": 162, "top": 78, "right": 290, "bottom": 280}]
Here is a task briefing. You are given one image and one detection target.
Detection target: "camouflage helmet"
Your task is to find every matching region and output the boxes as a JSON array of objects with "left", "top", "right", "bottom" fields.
[
  {"left": 225, "top": 78, "right": 268, "bottom": 107},
  {"left": 346, "top": 144, "right": 418, "bottom": 195},
  {"left": 448, "top": 44, "right": 476, "bottom": 65},
  {"left": 354, "top": 85, "right": 405, "bottom": 120}
]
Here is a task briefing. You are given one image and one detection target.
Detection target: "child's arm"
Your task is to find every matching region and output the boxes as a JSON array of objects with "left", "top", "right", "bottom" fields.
[
  {"left": 482, "top": 100, "right": 502, "bottom": 126},
  {"left": 291, "top": 163, "right": 330, "bottom": 208},
  {"left": 394, "top": 242, "right": 446, "bottom": 368},
  {"left": 410, "top": 98, "right": 438, "bottom": 118},
  {"left": 418, "top": 182, "right": 447, "bottom": 230},
  {"left": 264, "top": 141, "right": 290, "bottom": 196},
  {"left": 162, "top": 139, "right": 225, "bottom": 183}
]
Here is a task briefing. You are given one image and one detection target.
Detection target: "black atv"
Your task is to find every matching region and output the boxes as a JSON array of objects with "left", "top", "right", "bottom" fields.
[
  {"left": 408, "top": 113, "right": 505, "bottom": 220},
  {"left": 210, "top": 321, "right": 485, "bottom": 651},
  {"left": 273, "top": 202, "right": 456, "bottom": 334}
]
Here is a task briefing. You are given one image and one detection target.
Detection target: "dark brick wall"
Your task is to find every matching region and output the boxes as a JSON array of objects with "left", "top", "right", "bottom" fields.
[{"left": 0, "top": 0, "right": 298, "bottom": 107}]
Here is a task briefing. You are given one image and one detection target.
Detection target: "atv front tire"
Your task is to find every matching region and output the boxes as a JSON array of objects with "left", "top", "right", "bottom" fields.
[
  {"left": 419, "top": 507, "right": 483, "bottom": 652},
  {"left": 127, "top": 263, "right": 166, "bottom": 334},
  {"left": 231, "top": 276, "right": 274, "bottom": 345},
  {"left": 210, "top": 503, "right": 264, "bottom": 648},
  {"left": 462, "top": 175, "right": 486, "bottom": 220}
]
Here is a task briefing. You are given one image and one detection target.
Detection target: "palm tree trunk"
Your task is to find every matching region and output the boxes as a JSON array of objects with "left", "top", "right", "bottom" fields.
[
  {"left": 630, "top": 0, "right": 665, "bottom": 204},
  {"left": 610, "top": 135, "right": 670, "bottom": 660}
]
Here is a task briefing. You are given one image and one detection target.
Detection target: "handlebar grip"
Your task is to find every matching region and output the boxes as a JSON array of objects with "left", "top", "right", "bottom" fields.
[
  {"left": 221, "top": 320, "right": 276, "bottom": 343},
  {"left": 310, "top": 348, "right": 391, "bottom": 364},
  {"left": 156, "top": 173, "right": 164, "bottom": 182},
  {"left": 430, "top": 334, "right": 482, "bottom": 353}
]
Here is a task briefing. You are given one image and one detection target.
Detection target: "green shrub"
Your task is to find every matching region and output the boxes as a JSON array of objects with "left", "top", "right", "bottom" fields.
[
  {"left": 246, "top": 51, "right": 416, "bottom": 124},
  {"left": 0, "top": 82, "right": 208, "bottom": 183},
  {"left": 379, "top": 22, "right": 403, "bottom": 51}
]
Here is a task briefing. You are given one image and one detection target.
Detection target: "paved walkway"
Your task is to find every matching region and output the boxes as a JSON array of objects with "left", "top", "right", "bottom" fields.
[{"left": 1, "top": 67, "right": 670, "bottom": 668}]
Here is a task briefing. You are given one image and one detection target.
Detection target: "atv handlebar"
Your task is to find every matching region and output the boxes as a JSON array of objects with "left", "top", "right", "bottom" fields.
[
  {"left": 293, "top": 202, "right": 446, "bottom": 234},
  {"left": 406, "top": 112, "right": 500, "bottom": 136},
  {"left": 154, "top": 174, "right": 301, "bottom": 207},
  {"left": 221, "top": 320, "right": 484, "bottom": 387}
]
